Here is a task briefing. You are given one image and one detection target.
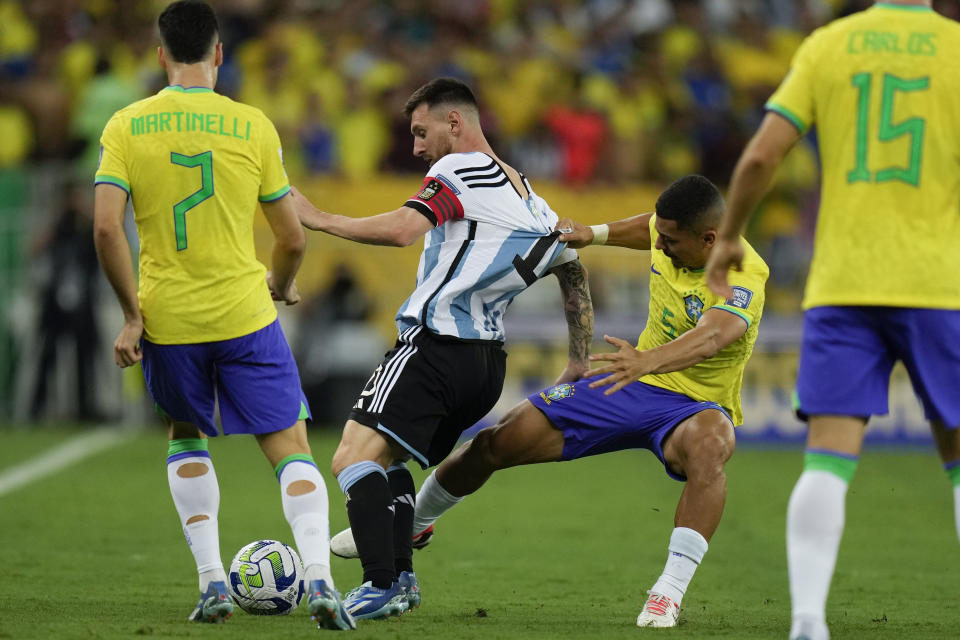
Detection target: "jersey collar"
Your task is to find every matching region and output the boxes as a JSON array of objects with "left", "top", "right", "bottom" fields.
[
  {"left": 164, "top": 85, "right": 215, "bottom": 93},
  {"left": 873, "top": 2, "right": 934, "bottom": 11}
]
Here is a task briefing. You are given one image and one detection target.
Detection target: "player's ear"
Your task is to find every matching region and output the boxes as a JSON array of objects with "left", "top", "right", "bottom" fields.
[
  {"left": 158, "top": 46, "right": 166, "bottom": 70},
  {"left": 447, "top": 109, "right": 463, "bottom": 135},
  {"left": 702, "top": 229, "right": 717, "bottom": 247},
  {"left": 214, "top": 41, "right": 223, "bottom": 67}
]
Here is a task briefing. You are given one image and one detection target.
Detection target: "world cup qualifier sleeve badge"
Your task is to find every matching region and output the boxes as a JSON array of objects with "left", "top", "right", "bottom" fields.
[{"left": 539, "top": 383, "right": 575, "bottom": 405}]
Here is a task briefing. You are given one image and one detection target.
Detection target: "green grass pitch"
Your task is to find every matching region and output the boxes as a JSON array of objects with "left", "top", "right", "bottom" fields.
[{"left": 1, "top": 426, "right": 957, "bottom": 639}]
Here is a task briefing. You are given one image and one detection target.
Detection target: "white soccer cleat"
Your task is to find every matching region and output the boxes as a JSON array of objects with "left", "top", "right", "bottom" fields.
[
  {"left": 636, "top": 591, "right": 680, "bottom": 628},
  {"left": 330, "top": 527, "right": 359, "bottom": 559},
  {"left": 330, "top": 525, "right": 434, "bottom": 559}
]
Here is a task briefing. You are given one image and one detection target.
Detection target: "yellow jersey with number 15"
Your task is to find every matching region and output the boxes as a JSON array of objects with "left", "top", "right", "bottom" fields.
[
  {"left": 637, "top": 215, "right": 768, "bottom": 426},
  {"left": 766, "top": 3, "right": 960, "bottom": 310},
  {"left": 95, "top": 85, "right": 290, "bottom": 344}
]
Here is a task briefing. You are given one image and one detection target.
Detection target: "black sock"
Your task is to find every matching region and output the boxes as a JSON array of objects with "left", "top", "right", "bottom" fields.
[
  {"left": 344, "top": 471, "right": 395, "bottom": 589},
  {"left": 388, "top": 463, "right": 416, "bottom": 575}
]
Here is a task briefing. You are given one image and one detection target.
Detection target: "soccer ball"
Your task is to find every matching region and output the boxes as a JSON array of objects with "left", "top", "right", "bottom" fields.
[{"left": 228, "top": 539, "right": 304, "bottom": 615}]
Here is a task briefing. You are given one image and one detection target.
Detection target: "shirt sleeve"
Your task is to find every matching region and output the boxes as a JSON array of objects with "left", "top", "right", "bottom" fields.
[
  {"left": 258, "top": 116, "right": 291, "bottom": 202},
  {"left": 403, "top": 172, "right": 465, "bottom": 226},
  {"left": 94, "top": 113, "right": 130, "bottom": 194},
  {"left": 765, "top": 29, "right": 820, "bottom": 135},
  {"left": 711, "top": 266, "right": 766, "bottom": 328}
]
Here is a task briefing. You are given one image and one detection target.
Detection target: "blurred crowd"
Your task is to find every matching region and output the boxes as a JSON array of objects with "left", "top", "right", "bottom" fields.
[
  {"left": 2, "top": 0, "right": 959, "bottom": 423},
  {"left": 4, "top": 0, "right": 957, "bottom": 185}
]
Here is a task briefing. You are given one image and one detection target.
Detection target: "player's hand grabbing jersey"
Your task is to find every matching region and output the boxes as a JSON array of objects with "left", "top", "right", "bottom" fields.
[{"left": 398, "top": 152, "right": 577, "bottom": 342}]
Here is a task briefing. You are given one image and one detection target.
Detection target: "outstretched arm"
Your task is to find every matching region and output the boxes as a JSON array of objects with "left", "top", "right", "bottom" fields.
[
  {"left": 706, "top": 112, "right": 799, "bottom": 298},
  {"left": 588, "top": 308, "right": 748, "bottom": 394},
  {"left": 290, "top": 186, "right": 434, "bottom": 247},
  {"left": 93, "top": 183, "right": 142, "bottom": 368},
  {"left": 556, "top": 212, "right": 653, "bottom": 250},
  {"left": 548, "top": 258, "right": 594, "bottom": 384}
]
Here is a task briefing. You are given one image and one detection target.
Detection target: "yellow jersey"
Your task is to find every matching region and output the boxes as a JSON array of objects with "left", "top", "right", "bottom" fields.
[
  {"left": 95, "top": 85, "right": 291, "bottom": 343},
  {"left": 637, "top": 216, "right": 768, "bottom": 425},
  {"left": 766, "top": 3, "right": 960, "bottom": 310}
]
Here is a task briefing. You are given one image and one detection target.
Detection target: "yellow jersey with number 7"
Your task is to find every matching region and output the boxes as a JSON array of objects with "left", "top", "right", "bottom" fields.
[
  {"left": 95, "top": 85, "right": 290, "bottom": 343},
  {"left": 766, "top": 3, "right": 960, "bottom": 310}
]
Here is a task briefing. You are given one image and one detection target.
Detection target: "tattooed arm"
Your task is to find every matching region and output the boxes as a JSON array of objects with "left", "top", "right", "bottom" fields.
[{"left": 548, "top": 258, "right": 594, "bottom": 384}]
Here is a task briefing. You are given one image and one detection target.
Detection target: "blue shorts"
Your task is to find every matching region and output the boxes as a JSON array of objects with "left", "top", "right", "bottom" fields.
[
  {"left": 796, "top": 306, "right": 960, "bottom": 427},
  {"left": 141, "top": 319, "right": 311, "bottom": 437},
  {"left": 528, "top": 378, "right": 731, "bottom": 481}
]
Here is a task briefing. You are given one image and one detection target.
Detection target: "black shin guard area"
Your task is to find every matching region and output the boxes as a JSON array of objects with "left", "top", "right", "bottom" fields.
[
  {"left": 388, "top": 466, "right": 416, "bottom": 575},
  {"left": 345, "top": 472, "right": 395, "bottom": 589}
]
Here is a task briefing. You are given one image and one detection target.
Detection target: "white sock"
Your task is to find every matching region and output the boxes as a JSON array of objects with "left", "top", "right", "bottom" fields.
[
  {"left": 649, "top": 527, "right": 708, "bottom": 606},
  {"left": 412, "top": 470, "right": 463, "bottom": 534},
  {"left": 167, "top": 454, "right": 225, "bottom": 591},
  {"left": 787, "top": 470, "right": 848, "bottom": 632},
  {"left": 279, "top": 460, "right": 333, "bottom": 588}
]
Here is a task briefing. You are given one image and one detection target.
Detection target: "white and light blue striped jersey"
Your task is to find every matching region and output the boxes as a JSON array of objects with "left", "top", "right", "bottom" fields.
[{"left": 399, "top": 151, "right": 577, "bottom": 342}]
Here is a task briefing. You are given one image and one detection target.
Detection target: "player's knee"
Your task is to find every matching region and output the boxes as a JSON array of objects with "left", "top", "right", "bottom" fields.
[
  {"left": 683, "top": 415, "right": 735, "bottom": 474},
  {"left": 466, "top": 427, "right": 509, "bottom": 470}
]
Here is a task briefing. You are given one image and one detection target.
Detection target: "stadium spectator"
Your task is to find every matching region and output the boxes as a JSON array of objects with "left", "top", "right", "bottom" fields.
[
  {"left": 91, "top": 0, "right": 353, "bottom": 630},
  {"left": 290, "top": 76, "right": 594, "bottom": 620},
  {"left": 705, "top": 2, "right": 960, "bottom": 639},
  {"left": 333, "top": 174, "right": 768, "bottom": 629}
]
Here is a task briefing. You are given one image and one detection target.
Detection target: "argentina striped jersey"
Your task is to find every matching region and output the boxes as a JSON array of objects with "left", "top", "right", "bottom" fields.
[{"left": 399, "top": 152, "right": 577, "bottom": 342}]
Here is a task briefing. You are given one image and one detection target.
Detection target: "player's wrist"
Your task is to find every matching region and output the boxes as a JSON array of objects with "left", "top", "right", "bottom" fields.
[{"left": 589, "top": 224, "right": 609, "bottom": 245}]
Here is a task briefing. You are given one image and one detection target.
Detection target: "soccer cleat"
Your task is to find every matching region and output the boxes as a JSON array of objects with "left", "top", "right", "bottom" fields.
[
  {"left": 331, "top": 524, "right": 435, "bottom": 559},
  {"left": 412, "top": 525, "right": 434, "bottom": 550},
  {"left": 398, "top": 571, "right": 421, "bottom": 609},
  {"left": 306, "top": 579, "right": 356, "bottom": 631},
  {"left": 343, "top": 581, "right": 409, "bottom": 620},
  {"left": 187, "top": 580, "right": 234, "bottom": 623},
  {"left": 636, "top": 591, "right": 680, "bottom": 628}
]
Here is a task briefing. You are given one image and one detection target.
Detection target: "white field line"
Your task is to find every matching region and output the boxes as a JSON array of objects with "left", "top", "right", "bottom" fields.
[{"left": 0, "top": 426, "right": 137, "bottom": 497}]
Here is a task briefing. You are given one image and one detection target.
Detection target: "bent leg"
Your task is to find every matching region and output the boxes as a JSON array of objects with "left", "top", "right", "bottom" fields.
[
  {"left": 787, "top": 415, "right": 866, "bottom": 640},
  {"left": 413, "top": 401, "right": 564, "bottom": 535},
  {"left": 661, "top": 409, "right": 735, "bottom": 541},
  {"left": 435, "top": 400, "right": 564, "bottom": 496},
  {"left": 642, "top": 410, "right": 733, "bottom": 618}
]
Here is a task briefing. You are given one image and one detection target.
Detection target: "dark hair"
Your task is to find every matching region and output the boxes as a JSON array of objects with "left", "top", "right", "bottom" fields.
[
  {"left": 402, "top": 77, "right": 478, "bottom": 118},
  {"left": 655, "top": 174, "right": 723, "bottom": 233},
  {"left": 158, "top": 0, "right": 219, "bottom": 64}
]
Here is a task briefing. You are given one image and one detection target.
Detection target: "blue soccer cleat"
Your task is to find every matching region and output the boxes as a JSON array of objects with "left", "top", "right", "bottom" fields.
[
  {"left": 307, "top": 579, "right": 356, "bottom": 631},
  {"left": 187, "top": 580, "right": 234, "bottom": 623},
  {"left": 398, "top": 571, "right": 421, "bottom": 610},
  {"left": 343, "top": 581, "right": 409, "bottom": 620}
]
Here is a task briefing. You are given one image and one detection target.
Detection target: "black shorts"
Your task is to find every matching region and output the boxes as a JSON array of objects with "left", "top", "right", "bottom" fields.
[{"left": 348, "top": 325, "right": 507, "bottom": 468}]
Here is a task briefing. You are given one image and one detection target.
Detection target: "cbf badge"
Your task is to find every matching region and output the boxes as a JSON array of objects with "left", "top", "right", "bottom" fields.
[
  {"left": 417, "top": 179, "right": 443, "bottom": 201},
  {"left": 684, "top": 294, "right": 704, "bottom": 322},
  {"left": 539, "top": 383, "right": 575, "bottom": 405}
]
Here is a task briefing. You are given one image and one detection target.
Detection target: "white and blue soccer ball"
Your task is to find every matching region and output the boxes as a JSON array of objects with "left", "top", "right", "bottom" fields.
[{"left": 228, "top": 539, "right": 304, "bottom": 615}]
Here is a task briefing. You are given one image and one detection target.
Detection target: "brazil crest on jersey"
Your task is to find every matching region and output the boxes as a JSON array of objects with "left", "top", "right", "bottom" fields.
[
  {"left": 95, "top": 86, "right": 291, "bottom": 343},
  {"left": 767, "top": 3, "right": 960, "bottom": 310},
  {"left": 636, "top": 216, "right": 768, "bottom": 425}
]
